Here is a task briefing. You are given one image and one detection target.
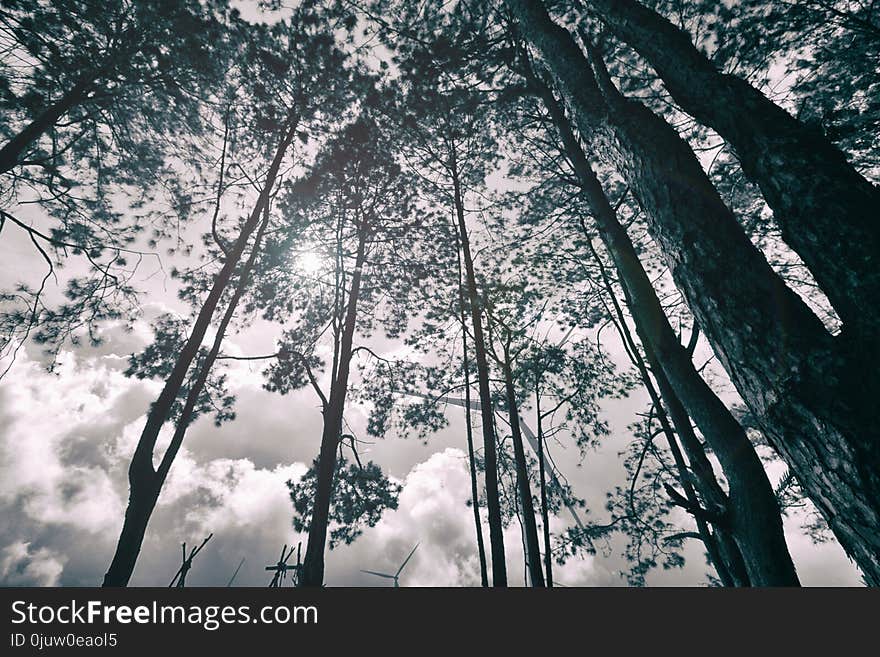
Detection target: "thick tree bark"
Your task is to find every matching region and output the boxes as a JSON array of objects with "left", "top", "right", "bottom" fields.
[
  {"left": 500, "top": 358, "right": 545, "bottom": 586},
  {"left": 451, "top": 151, "right": 508, "bottom": 587},
  {"left": 511, "top": 0, "right": 880, "bottom": 583},
  {"left": 102, "top": 119, "right": 298, "bottom": 586},
  {"left": 585, "top": 0, "right": 880, "bottom": 342},
  {"left": 522, "top": 52, "right": 799, "bottom": 584},
  {"left": 300, "top": 223, "right": 369, "bottom": 587},
  {"left": 0, "top": 79, "right": 92, "bottom": 174}
]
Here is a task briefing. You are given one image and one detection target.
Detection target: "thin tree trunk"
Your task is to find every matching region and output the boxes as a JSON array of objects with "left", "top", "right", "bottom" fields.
[
  {"left": 0, "top": 79, "right": 92, "bottom": 174},
  {"left": 584, "top": 0, "right": 880, "bottom": 341},
  {"left": 501, "top": 356, "right": 545, "bottom": 587},
  {"left": 300, "top": 223, "right": 368, "bottom": 587},
  {"left": 534, "top": 390, "right": 553, "bottom": 587},
  {"left": 463, "top": 331, "right": 490, "bottom": 588},
  {"left": 519, "top": 58, "right": 799, "bottom": 584},
  {"left": 456, "top": 227, "right": 490, "bottom": 587},
  {"left": 450, "top": 149, "right": 508, "bottom": 587},
  {"left": 102, "top": 118, "right": 298, "bottom": 587},
  {"left": 648, "top": 348, "right": 752, "bottom": 588},
  {"left": 586, "top": 234, "right": 748, "bottom": 586}
]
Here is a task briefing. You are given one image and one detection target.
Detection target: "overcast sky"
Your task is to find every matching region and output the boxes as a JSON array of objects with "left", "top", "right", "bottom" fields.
[
  {"left": 0, "top": 204, "right": 863, "bottom": 586},
  {"left": 0, "top": 0, "right": 866, "bottom": 588}
]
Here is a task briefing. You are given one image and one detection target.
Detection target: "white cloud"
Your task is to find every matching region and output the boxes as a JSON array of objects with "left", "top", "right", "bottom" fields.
[
  {"left": 0, "top": 542, "right": 66, "bottom": 586},
  {"left": 0, "top": 325, "right": 865, "bottom": 587}
]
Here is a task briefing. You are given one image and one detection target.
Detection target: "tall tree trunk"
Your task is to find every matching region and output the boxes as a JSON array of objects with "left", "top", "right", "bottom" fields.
[
  {"left": 584, "top": 0, "right": 880, "bottom": 342},
  {"left": 501, "top": 356, "right": 545, "bottom": 587},
  {"left": 300, "top": 223, "right": 369, "bottom": 587},
  {"left": 463, "top": 331, "right": 490, "bottom": 588},
  {"left": 521, "top": 57, "right": 798, "bottom": 584},
  {"left": 450, "top": 150, "right": 508, "bottom": 587},
  {"left": 105, "top": 202, "right": 272, "bottom": 587},
  {"left": 586, "top": 230, "right": 747, "bottom": 586},
  {"left": 507, "top": 0, "right": 880, "bottom": 584},
  {"left": 456, "top": 230, "right": 490, "bottom": 587},
  {"left": 0, "top": 79, "right": 93, "bottom": 174},
  {"left": 102, "top": 118, "right": 298, "bottom": 587},
  {"left": 534, "top": 390, "right": 553, "bottom": 587},
  {"left": 508, "top": 0, "right": 880, "bottom": 583}
]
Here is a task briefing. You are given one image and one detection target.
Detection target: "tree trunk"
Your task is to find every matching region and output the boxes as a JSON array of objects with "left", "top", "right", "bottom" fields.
[
  {"left": 104, "top": 201, "right": 272, "bottom": 587},
  {"left": 102, "top": 118, "right": 298, "bottom": 586},
  {"left": 0, "top": 79, "right": 92, "bottom": 174},
  {"left": 102, "top": 480, "right": 161, "bottom": 588},
  {"left": 522, "top": 58, "right": 799, "bottom": 584},
  {"left": 584, "top": 223, "right": 747, "bottom": 585},
  {"left": 456, "top": 236, "right": 490, "bottom": 587},
  {"left": 534, "top": 391, "right": 553, "bottom": 587},
  {"left": 585, "top": 0, "right": 880, "bottom": 342},
  {"left": 648, "top": 352, "right": 752, "bottom": 588},
  {"left": 451, "top": 150, "right": 508, "bottom": 587},
  {"left": 501, "top": 358, "right": 545, "bottom": 587},
  {"left": 300, "top": 223, "right": 368, "bottom": 587},
  {"left": 509, "top": 0, "right": 878, "bottom": 583},
  {"left": 586, "top": 230, "right": 747, "bottom": 586},
  {"left": 463, "top": 333, "right": 490, "bottom": 588}
]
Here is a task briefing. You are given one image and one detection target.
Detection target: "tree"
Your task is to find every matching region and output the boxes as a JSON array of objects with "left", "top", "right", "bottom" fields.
[
  {"left": 0, "top": 0, "right": 235, "bottom": 373},
  {"left": 504, "top": 0, "right": 880, "bottom": 584},
  {"left": 578, "top": 0, "right": 880, "bottom": 343},
  {"left": 522, "top": 69, "right": 796, "bottom": 584},
  {"left": 260, "top": 114, "right": 434, "bottom": 586},
  {"left": 289, "top": 454, "right": 401, "bottom": 549},
  {"left": 102, "top": 13, "right": 355, "bottom": 586},
  {"left": 387, "top": 70, "right": 512, "bottom": 585},
  {"left": 0, "top": 0, "right": 225, "bottom": 175}
]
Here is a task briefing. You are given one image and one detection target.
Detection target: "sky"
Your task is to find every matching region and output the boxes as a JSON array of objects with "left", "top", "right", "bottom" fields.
[
  {"left": 0, "top": 0, "right": 867, "bottom": 589},
  {"left": 0, "top": 215, "right": 863, "bottom": 586}
]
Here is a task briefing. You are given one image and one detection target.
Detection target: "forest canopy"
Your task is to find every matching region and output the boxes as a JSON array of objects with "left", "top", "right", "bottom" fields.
[{"left": 0, "top": 0, "right": 878, "bottom": 588}]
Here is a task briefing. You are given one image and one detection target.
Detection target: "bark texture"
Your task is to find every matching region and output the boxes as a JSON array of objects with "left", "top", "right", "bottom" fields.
[
  {"left": 541, "top": 78, "right": 796, "bottom": 584},
  {"left": 586, "top": 0, "right": 880, "bottom": 343},
  {"left": 508, "top": 0, "right": 880, "bottom": 583}
]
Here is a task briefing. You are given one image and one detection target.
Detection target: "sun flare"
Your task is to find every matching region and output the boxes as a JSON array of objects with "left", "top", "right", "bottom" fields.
[{"left": 298, "top": 250, "right": 324, "bottom": 276}]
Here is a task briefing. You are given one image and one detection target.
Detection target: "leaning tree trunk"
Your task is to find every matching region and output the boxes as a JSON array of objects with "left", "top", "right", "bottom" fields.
[
  {"left": 0, "top": 79, "right": 93, "bottom": 174},
  {"left": 509, "top": 0, "right": 880, "bottom": 584},
  {"left": 585, "top": 0, "right": 880, "bottom": 342},
  {"left": 586, "top": 231, "right": 748, "bottom": 586},
  {"left": 520, "top": 38, "right": 799, "bottom": 584},
  {"left": 450, "top": 149, "right": 508, "bottom": 587},
  {"left": 500, "top": 356, "right": 545, "bottom": 587},
  {"left": 300, "top": 223, "right": 369, "bottom": 587},
  {"left": 102, "top": 118, "right": 298, "bottom": 587}
]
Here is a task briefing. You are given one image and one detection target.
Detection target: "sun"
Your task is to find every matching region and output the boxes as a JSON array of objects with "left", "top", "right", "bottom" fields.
[{"left": 298, "top": 250, "right": 324, "bottom": 276}]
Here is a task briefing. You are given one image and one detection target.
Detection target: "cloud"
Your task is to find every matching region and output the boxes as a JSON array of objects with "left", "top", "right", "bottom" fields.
[
  {"left": 323, "top": 448, "right": 613, "bottom": 587},
  {"left": 0, "top": 542, "right": 65, "bottom": 586},
  {"left": 0, "top": 324, "right": 865, "bottom": 587}
]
